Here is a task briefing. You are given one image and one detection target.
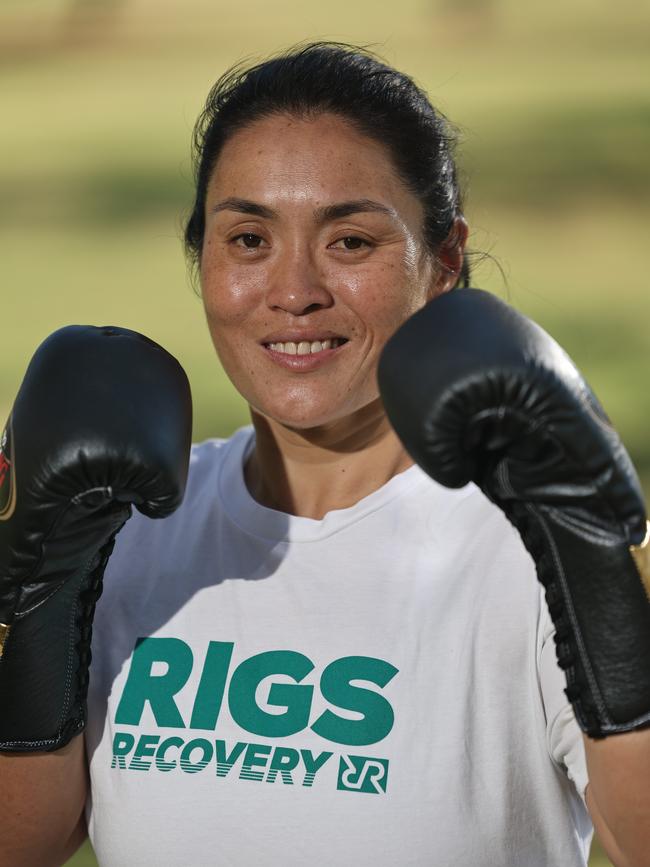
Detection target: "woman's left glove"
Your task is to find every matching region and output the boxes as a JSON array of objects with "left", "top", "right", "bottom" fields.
[{"left": 378, "top": 288, "right": 650, "bottom": 739}]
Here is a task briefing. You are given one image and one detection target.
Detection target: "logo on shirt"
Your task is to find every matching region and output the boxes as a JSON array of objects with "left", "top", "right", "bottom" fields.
[
  {"left": 110, "top": 637, "right": 396, "bottom": 795},
  {"left": 337, "top": 755, "right": 389, "bottom": 794}
]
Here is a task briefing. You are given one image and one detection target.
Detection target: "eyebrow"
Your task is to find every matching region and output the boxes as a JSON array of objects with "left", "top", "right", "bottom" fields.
[{"left": 210, "top": 197, "right": 397, "bottom": 223}]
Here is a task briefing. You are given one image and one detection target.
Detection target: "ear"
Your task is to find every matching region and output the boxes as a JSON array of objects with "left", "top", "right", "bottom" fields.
[{"left": 428, "top": 216, "right": 469, "bottom": 300}]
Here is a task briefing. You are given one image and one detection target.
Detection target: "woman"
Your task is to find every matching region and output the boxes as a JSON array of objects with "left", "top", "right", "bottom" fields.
[
  {"left": 84, "top": 43, "right": 597, "bottom": 865},
  {"left": 1, "top": 41, "right": 627, "bottom": 866}
]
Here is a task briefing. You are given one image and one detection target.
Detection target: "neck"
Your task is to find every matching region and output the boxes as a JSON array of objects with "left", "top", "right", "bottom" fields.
[{"left": 244, "top": 401, "right": 414, "bottom": 519}]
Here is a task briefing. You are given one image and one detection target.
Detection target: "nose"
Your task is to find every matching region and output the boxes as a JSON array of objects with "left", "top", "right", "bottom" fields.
[{"left": 265, "top": 247, "right": 334, "bottom": 316}]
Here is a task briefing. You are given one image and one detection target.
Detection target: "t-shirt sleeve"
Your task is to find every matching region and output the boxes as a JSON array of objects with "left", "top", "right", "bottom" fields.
[{"left": 537, "top": 586, "right": 590, "bottom": 802}]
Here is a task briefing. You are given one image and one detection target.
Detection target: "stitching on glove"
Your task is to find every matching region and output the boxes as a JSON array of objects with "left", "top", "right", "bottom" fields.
[{"left": 529, "top": 504, "right": 611, "bottom": 729}]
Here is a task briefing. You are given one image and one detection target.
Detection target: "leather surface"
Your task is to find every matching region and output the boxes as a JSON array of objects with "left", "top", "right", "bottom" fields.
[
  {"left": 378, "top": 288, "right": 650, "bottom": 737},
  {"left": 0, "top": 325, "right": 192, "bottom": 750}
]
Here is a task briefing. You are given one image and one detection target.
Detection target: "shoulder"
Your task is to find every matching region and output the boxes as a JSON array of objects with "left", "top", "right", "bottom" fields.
[
  {"left": 387, "top": 466, "right": 536, "bottom": 589},
  {"left": 108, "top": 426, "right": 252, "bottom": 557},
  {"left": 414, "top": 469, "right": 524, "bottom": 549},
  {"left": 171, "top": 424, "right": 253, "bottom": 507},
  {"left": 420, "top": 473, "right": 539, "bottom": 596},
  {"left": 186, "top": 426, "right": 252, "bottom": 490}
]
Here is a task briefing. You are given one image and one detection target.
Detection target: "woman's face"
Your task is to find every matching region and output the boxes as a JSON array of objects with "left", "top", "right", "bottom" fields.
[{"left": 200, "top": 112, "right": 462, "bottom": 430}]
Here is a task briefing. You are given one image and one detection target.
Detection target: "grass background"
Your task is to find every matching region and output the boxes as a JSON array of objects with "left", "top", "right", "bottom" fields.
[{"left": 1, "top": 1, "right": 648, "bottom": 864}]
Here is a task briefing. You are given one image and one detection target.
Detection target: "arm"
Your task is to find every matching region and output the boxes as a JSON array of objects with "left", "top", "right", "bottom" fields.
[
  {"left": 378, "top": 288, "right": 650, "bottom": 856},
  {"left": 585, "top": 731, "right": 650, "bottom": 867},
  {"left": 0, "top": 325, "right": 191, "bottom": 859},
  {"left": 0, "top": 738, "right": 87, "bottom": 867}
]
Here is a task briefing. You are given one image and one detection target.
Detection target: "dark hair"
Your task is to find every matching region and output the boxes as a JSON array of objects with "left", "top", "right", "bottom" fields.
[{"left": 184, "top": 42, "right": 469, "bottom": 286}]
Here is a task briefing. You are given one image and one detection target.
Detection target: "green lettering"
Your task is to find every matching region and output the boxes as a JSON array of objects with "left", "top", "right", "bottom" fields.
[
  {"left": 300, "top": 749, "right": 333, "bottom": 786},
  {"left": 240, "top": 742, "right": 272, "bottom": 782},
  {"left": 115, "top": 637, "right": 193, "bottom": 728},
  {"left": 111, "top": 732, "right": 134, "bottom": 769},
  {"left": 129, "top": 734, "right": 160, "bottom": 772},
  {"left": 180, "top": 738, "right": 213, "bottom": 774},
  {"left": 228, "top": 650, "right": 314, "bottom": 737},
  {"left": 189, "top": 641, "right": 234, "bottom": 730},
  {"left": 156, "top": 736, "right": 184, "bottom": 772},
  {"left": 215, "top": 739, "right": 247, "bottom": 778},
  {"left": 311, "top": 656, "right": 398, "bottom": 745},
  {"left": 266, "top": 746, "right": 299, "bottom": 785}
]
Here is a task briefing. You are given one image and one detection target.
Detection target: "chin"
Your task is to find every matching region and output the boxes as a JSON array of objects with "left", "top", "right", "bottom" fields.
[
  {"left": 251, "top": 391, "right": 384, "bottom": 436},
  {"left": 250, "top": 397, "right": 350, "bottom": 432},
  {"left": 268, "top": 410, "right": 343, "bottom": 432}
]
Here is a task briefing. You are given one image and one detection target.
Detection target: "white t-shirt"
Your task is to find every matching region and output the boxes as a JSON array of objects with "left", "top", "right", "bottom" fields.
[{"left": 85, "top": 427, "right": 593, "bottom": 866}]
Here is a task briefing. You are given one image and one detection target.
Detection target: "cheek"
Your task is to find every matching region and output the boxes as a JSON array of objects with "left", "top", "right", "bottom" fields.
[
  {"left": 338, "top": 258, "right": 428, "bottom": 336},
  {"left": 200, "top": 254, "right": 264, "bottom": 328}
]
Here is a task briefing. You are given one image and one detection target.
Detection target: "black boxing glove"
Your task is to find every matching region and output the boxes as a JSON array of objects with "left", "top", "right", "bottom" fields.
[
  {"left": 0, "top": 325, "right": 192, "bottom": 751},
  {"left": 378, "top": 288, "right": 650, "bottom": 739}
]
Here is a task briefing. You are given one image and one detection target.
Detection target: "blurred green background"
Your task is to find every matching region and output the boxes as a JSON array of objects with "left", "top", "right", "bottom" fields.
[{"left": 1, "top": 1, "right": 648, "bottom": 865}]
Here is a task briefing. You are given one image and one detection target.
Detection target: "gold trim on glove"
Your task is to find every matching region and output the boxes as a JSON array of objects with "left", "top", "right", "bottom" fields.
[
  {"left": 0, "top": 623, "right": 10, "bottom": 659},
  {"left": 630, "top": 521, "right": 650, "bottom": 602}
]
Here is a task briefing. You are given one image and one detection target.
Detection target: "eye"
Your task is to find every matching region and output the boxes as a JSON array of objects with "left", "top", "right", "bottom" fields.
[
  {"left": 331, "top": 236, "right": 372, "bottom": 251},
  {"left": 231, "top": 233, "right": 264, "bottom": 249}
]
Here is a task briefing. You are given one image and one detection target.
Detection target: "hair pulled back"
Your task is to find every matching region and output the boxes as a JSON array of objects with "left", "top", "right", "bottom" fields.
[{"left": 184, "top": 42, "right": 469, "bottom": 286}]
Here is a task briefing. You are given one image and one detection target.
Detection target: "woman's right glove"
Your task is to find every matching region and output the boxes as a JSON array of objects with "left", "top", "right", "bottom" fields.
[{"left": 0, "top": 325, "right": 192, "bottom": 752}]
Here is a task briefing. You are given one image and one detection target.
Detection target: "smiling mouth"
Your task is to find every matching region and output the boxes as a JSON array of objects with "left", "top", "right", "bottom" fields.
[{"left": 264, "top": 337, "right": 348, "bottom": 356}]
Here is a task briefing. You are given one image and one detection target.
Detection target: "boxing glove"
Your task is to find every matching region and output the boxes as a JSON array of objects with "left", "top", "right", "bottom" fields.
[
  {"left": 378, "top": 288, "right": 650, "bottom": 738},
  {"left": 0, "top": 325, "right": 192, "bottom": 751}
]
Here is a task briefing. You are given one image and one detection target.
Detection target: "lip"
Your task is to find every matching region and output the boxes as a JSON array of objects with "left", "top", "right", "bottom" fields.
[
  {"left": 261, "top": 340, "right": 347, "bottom": 372},
  {"left": 260, "top": 330, "right": 347, "bottom": 344}
]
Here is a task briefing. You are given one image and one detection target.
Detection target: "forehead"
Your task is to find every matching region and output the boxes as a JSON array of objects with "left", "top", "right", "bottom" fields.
[{"left": 206, "top": 112, "right": 419, "bottom": 216}]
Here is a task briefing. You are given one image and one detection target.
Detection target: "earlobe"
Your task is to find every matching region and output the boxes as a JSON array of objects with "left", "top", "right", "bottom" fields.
[
  {"left": 434, "top": 215, "right": 469, "bottom": 297},
  {"left": 440, "top": 215, "right": 469, "bottom": 276},
  {"left": 427, "top": 216, "right": 470, "bottom": 300}
]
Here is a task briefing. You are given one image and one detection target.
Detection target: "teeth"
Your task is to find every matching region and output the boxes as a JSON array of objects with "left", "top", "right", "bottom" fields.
[{"left": 267, "top": 338, "right": 343, "bottom": 355}]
